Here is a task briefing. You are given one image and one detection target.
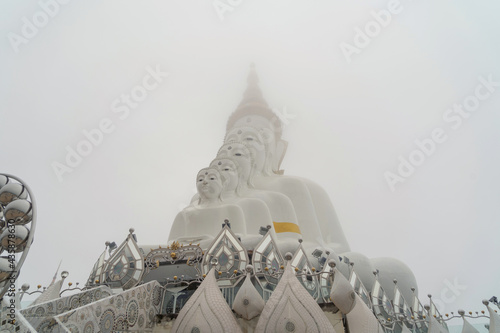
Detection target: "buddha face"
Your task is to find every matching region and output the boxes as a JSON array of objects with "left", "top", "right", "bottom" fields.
[
  {"left": 217, "top": 143, "right": 252, "bottom": 186},
  {"left": 210, "top": 158, "right": 239, "bottom": 193},
  {"left": 196, "top": 168, "right": 223, "bottom": 201},
  {"left": 225, "top": 127, "right": 266, "bottom": 174},
  {"left": 229, "top": 115, "right": 283, "bottom": 174}
]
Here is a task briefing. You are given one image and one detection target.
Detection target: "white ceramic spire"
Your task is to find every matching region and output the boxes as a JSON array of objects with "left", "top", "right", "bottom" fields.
[
  {"left": 329, "top": 268, "right": 356, "bottom": 315},
  {"left": 232, "top": 269, "right": 265, "bottom": 320},
  {"left": 485, "top": 302, "right": 500, "bottom": 333},
  {"left": 255, "top": 261, "right": 336, "bottom": 333},
  {"left": 171, "top": 267, "right": 243, "bottom": 333},
  {"left": 461, "top": 316, "right": 480, "bottom": 333}
]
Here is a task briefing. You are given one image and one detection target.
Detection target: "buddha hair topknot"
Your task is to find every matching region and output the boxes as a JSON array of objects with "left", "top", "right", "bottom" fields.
[{"left": 226, "top": 105, "right": 283, "bottom": 141}]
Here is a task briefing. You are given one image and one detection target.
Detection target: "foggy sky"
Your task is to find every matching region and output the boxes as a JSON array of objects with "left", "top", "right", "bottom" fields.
[{"left": 1, "top": 0, "right": 499, "bottom": 324}]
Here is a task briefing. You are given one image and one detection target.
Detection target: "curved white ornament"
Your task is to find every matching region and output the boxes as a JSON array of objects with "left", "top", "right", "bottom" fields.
[
  {"left": 255, "top": 262, "right": 336, "bottom": 333},
  {"left": 461, "top": 317, "right": 480, "bottom": 333},
  {"left": 329, "top": 268, "right": 356, "bottom": 315},
  {"left": 428, "top": 315, "right": 449, "bottom": 333},
  {"left": 232, "top": 272, "right": 265, "bottom": 320},
  {"left": 172, "top": 267, "right": 243, "bottom": 333},
  {"left": 486, "top": 304, "right": 500, "bottom": 333},
  {"left": 345, "top": 294, "right": 385, "bottom": 333}
]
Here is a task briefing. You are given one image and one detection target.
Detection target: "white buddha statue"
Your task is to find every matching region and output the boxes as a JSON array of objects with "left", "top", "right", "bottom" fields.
[
  {"left": 225, "top": 125, "right": 328, "bottom": 250},
  {"left": 209, "top": 157, "right": 274, "bottom": 247},
  {"left": 216, "top": 142, "right": 303, "bottom": 246},
  {"left": 168, "top": 167, "right": 247, "bottom": 248},
  {"left": 167, "top": 65, "right": 418, "bottom": 302},
  {"left": 223, "top": 66, "right": 417, "bottom": 299},
  {"left": 225, "top": 65, "right": 350, "bottom": 253}
]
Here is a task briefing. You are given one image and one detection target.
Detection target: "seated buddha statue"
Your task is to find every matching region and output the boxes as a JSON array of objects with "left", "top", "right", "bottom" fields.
[
  {"left": 225, "top": 125, "right": 328, "bottom": 250},
  {"left": 209, "top": 157, "right": 274, "bottom": 240},
  {"left": 225, "top": 65, "right": 417, "bottom": 301},
  {"left": 168, "top": 167, "right": 247, "bottom": 248},
  {"left": 225, "top": 65, "right": 350, "bottom": 253},
  {"left": 216, "top": 142, "right": 302, "bottom": 247}
]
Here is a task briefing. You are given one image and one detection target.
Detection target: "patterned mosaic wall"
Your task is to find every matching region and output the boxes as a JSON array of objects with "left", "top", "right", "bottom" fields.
[
  {"left": 19, "top": 285, "right": 113, "bottom": 331},
  {"left": 0, "top": 306, "right": 36, "bottom": 333},
  {"left": 21, "top": 286, "right": 112, "bottom": 318},
  {"left": 54, "top": 280, "right": 163, "bottom": 332}
]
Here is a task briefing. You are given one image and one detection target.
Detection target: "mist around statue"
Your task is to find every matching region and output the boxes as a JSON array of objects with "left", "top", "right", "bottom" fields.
[{"left": 166, "top": 65, "right": 418, "bottom": 305}]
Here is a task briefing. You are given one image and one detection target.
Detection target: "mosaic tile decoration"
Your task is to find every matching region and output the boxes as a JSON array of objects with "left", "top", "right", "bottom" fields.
[
  {"left": 0, "top": 306, "right": 37, "bottom": 333},
  {"left": 54, "top": 280, "right": 163, "bottom": 332},
  {"left": 18, "top": 285, "right": 113, "bottom": 331}
]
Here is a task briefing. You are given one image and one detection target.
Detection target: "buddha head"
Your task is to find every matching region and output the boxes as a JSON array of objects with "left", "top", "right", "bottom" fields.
[
  {"left": 226, "top": 112, "right": 287, "bottom": 175},
  {"left": 210, "top": 157, "right": 240, "bottom": 195},
  {"left": 217, "top": 142, "right": 254, "bottom": 188},
  {"left": 224, "top": 126, "right": 270, "bottom": 176},
  {"left": 196, "top": 167, "right": 225, "bottom": 204},
  {"left": 225, "top": 65, "right": 288, "bottom": 174}
]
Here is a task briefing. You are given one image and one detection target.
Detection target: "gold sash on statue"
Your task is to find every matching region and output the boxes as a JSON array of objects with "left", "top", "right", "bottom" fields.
[{"left": 272, "top": 222, "right": 301, "bottom": 234}]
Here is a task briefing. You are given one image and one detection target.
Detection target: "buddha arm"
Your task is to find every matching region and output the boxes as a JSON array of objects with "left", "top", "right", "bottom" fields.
[{"left": 168, "top": 211, "right": 188, "bottom": 241}]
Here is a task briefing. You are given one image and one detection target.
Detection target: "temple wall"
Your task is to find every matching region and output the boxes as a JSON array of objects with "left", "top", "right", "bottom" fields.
[{"left": 152, "top": 310, "right": 345, "bottom": 333}]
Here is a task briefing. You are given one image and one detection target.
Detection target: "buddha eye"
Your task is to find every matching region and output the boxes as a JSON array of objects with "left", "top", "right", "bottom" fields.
[
  {"left": 210, "top": 177, "right": 215, "bottom": 180},
  {"left": 235, "top": 153, "right": 242, "bottom": 157},
  {"left": 198, "top": 178, "right": 203, "bottom": 182},
  {"left": 246, "top": 137, "right": 254, "bottom": 141},
  {"left": 224, "top": 168, "right": 229, "bottom": 171}
]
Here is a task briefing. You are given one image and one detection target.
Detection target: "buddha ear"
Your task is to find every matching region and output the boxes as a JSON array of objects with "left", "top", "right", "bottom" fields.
[
  {"left": 273, "top": 139, "right": 288, "bottom": 175},
  {"left": 222, "top": 176, "right": 230, "bottom": 189},
  {"left": 220, "top": 173, "right": 229, "bottom": 188}
]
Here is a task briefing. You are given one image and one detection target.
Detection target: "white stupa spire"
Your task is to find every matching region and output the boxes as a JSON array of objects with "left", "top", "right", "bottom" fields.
[
  {"left": 255, "top": 255, "right": 336, "bottom": 332},
  {"left": 232, "top": 266, "right": 265, "bottom": 320},
  {"left": 171, "top": 267, "right": 242, "bottom": 333}
]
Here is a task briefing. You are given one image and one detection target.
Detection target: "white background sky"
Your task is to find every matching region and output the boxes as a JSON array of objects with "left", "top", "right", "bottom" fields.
[{"left": 1, "top": 0, "right": 499, "bottom": 325}]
